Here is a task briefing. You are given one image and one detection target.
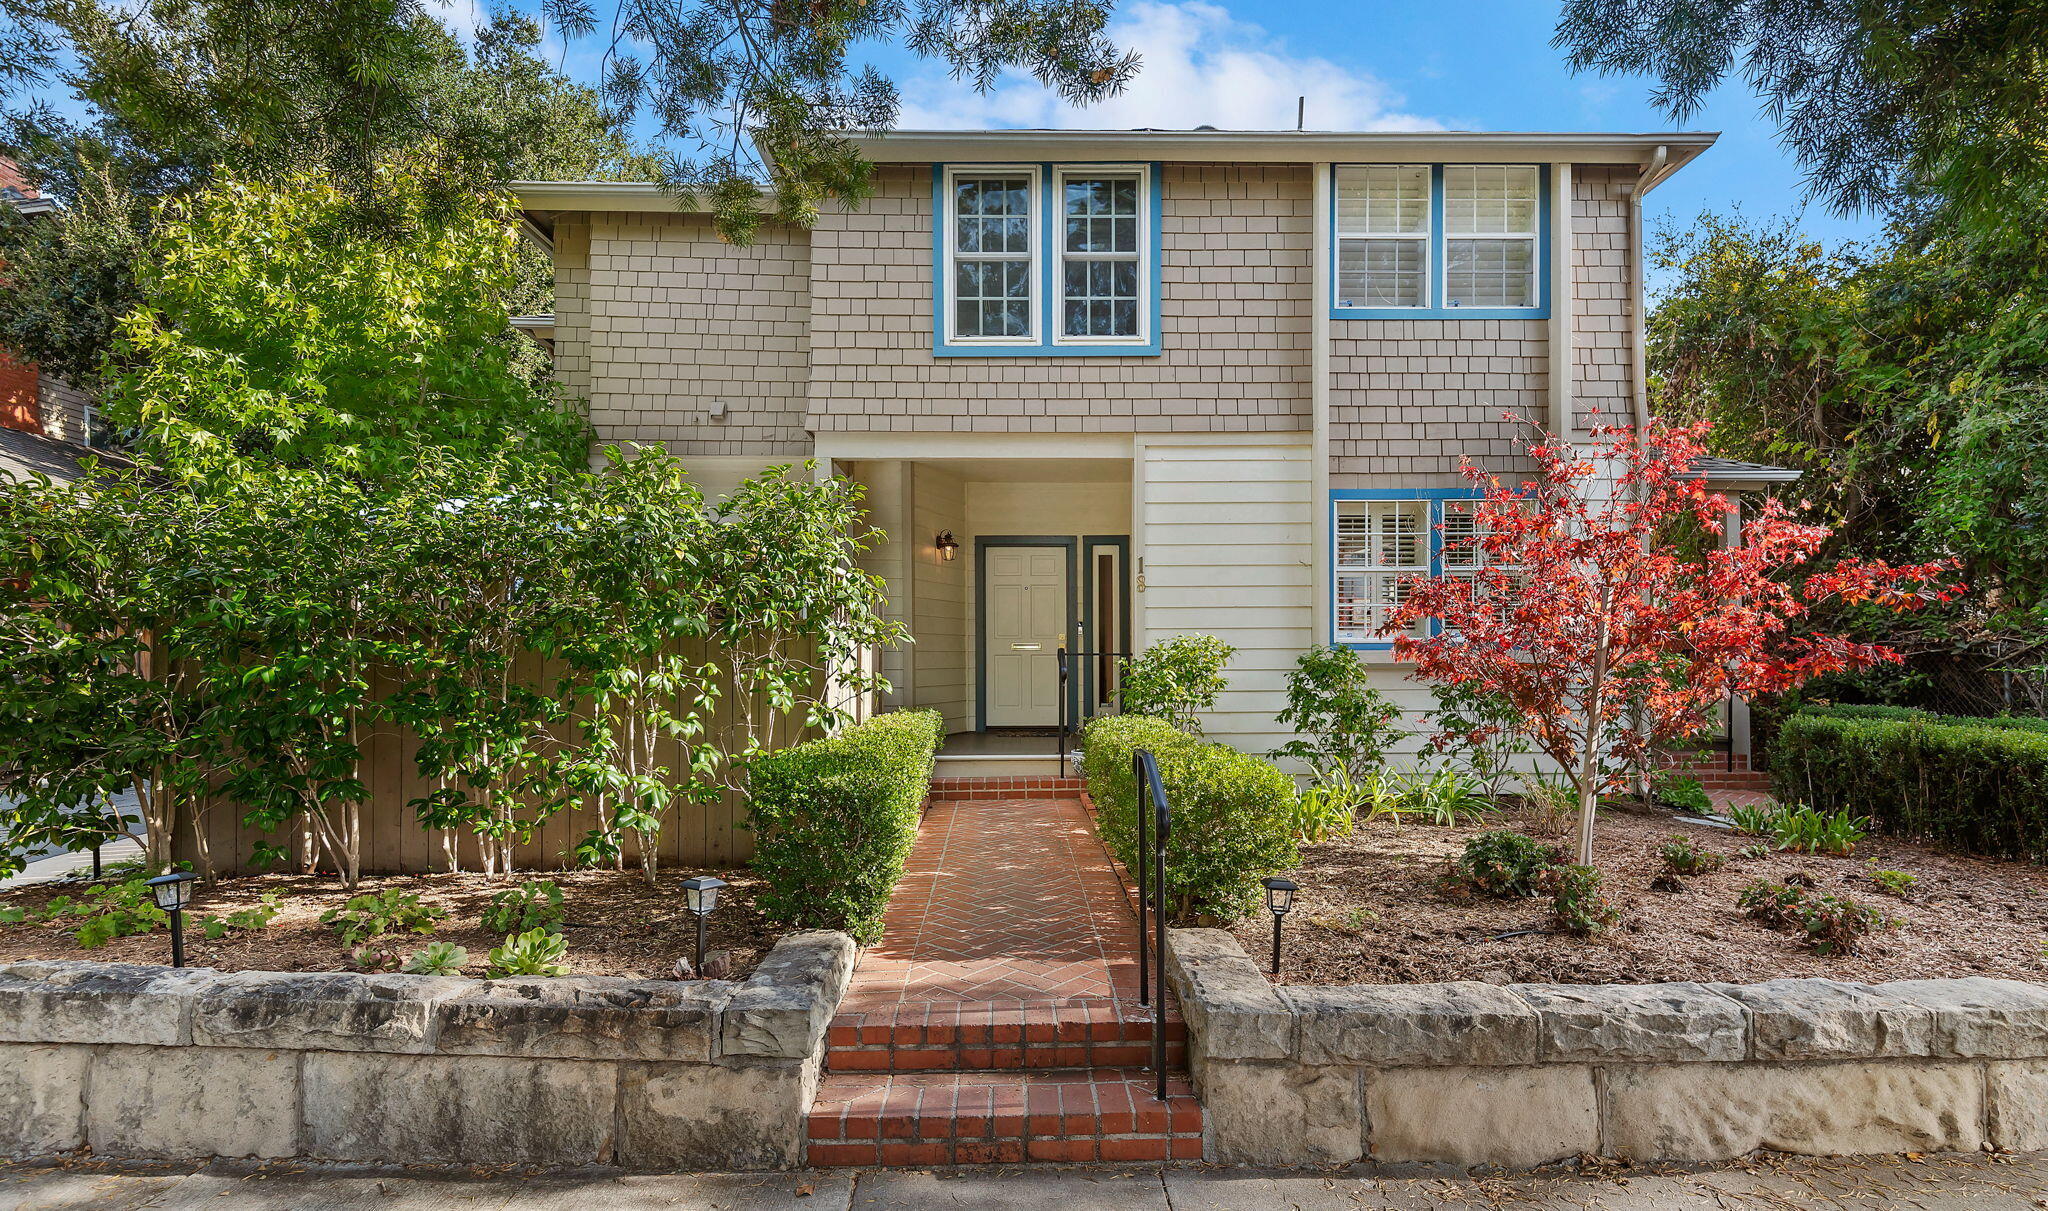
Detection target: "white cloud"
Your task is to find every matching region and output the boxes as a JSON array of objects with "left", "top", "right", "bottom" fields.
[{"left": 896, "top": 0, "right": 1443, "bottom": 133}]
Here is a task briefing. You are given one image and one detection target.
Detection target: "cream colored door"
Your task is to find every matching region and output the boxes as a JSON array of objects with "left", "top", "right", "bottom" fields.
[{"left": 984, "top": 545, "right": 1067, "bottom": 727}]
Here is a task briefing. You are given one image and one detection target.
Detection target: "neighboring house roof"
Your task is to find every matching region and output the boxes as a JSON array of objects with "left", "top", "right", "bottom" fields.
[
  {"left": 0, "top": 157, "right": 55, "bottom": 216},
  {"left": 1685, "top": 455, "right": 1804, "bottom": 489},
  {"left": 0, "top": 426, "right": 123, "bottom": 483}
]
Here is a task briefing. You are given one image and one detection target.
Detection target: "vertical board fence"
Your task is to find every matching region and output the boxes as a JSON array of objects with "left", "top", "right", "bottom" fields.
[{"left": 174, "top": 637, "right": 879, "bottom": 877}]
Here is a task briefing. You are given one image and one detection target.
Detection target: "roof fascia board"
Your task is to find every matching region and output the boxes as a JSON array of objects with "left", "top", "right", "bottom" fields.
[{"left": 850, "top": 130, "right": 1717, "bottom": 166}]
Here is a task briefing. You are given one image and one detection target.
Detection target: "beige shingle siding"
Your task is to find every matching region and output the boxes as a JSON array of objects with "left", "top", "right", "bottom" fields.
[
  {"left": 1328, "top": 318, "right": 1547, "bottom": 487},
  {"left": 564, "top": 211, "right": 811, "bottom": 456},
  {"left": 1570, "top": 164, "right": 1634, "bottom": 434},
  {"left": 803, "top": 163, "right": 1312, "bottom": 435},
  {"left": 38, "top": 376, "right": 92, "bottom": 444}
]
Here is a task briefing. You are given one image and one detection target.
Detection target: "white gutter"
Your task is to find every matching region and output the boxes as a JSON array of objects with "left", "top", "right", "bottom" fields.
[
  {"left": 852, "top": 129, "right": 1717, "bottom": 167},
  {"left": 1628, "top": 144, "right": 1670, "bottom": 434}
]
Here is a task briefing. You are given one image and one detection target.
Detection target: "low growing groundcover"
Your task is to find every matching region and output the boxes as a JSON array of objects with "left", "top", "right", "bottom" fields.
[
  {"left": 0, "top": 866, "right": 778, "bottom": 980},
  {"left": 1238, "top": 803, "right": 2048, "bottom": 987}
]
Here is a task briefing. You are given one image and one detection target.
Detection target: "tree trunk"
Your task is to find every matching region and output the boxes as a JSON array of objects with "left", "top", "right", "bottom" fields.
[{"left": 1575, "top": 609, "right": 1613, "bottom": 868}]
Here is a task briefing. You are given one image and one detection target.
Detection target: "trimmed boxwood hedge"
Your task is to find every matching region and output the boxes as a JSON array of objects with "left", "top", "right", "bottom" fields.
[
  {"left": 1799, "top": 703, "right": 2048, "bottom": 735},
  {"left": 1773, "top": 709, "right": 2048, "bottom": 861},
  {"left": 746, "top": 709, "right": 943, "bottom": 943},
  {"left": 1081, "top": 714, "right": 1299, "bottom": 922}
]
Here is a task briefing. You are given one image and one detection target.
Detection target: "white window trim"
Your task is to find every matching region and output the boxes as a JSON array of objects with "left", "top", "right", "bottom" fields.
[
  {"left": 941, "top": 164, "right": 1043, "bottom": 348},
  {"left": 1333, "top": 165, "right": 1431, "bottom": 311},
  {"left": 1333, "top": 499, "right": 1431, "bottom": 645},
  {"left": 1441, "top": 164, "right": 1541, "bottom": 311},
  {"left": 1051, "top": 163, "right": 1152, "bottom": 348}
]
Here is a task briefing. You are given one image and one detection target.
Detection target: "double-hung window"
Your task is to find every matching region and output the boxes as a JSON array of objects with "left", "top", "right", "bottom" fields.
[
  {"left": 1331, "top": 164, "right": 1548, "bottom": 318},
  {"left": 948, "top": 172, "right": 1037, "bottom": 343},
  {"left": 937, "top": 164, "right": 1159, "bottom": 355},
  {"left": 1439, "top": 498, "right": 1520, "bottom": 633}
]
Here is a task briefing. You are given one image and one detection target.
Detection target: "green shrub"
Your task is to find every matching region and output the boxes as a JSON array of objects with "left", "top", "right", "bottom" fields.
[
  {"left": 1654, "top": 773, "right": 1714, "bottom": 815},
  {"left": 1727, "top": 803, "right": 1778, "bottom": 836},
  {"left": 403, "top": 941, "right": 470, "bottom": 975},
  {"left": 1454, "top": 830, "right": 1561, "bottom": 898},
  {"left": 1397, "top": 767, "right": 1493, "bottom": 826},
  {"left": 1120, "top": 635, "right": 1234, "bottom": 735},
  {"left": 70, "top": 880, "right": 169, "bottom": 948},
  {"left": 747, "top": 710, "right": 942, "bottom": 944},
  {"left": 1775, "top": 710, "right": 2048, "bottom": 860},
  {"left": 1869, "top": 865, "right": 1918, "bottom": 896},
  {"left": 1801, "top": 703, "right": 2048, "bottom": 735},
  {"left": 1288, "top": 770, "right": 1359, "bottom": 844},
  {"left": 319, "top": 889, "right": 444, "bottom": 947},
  {"left": 199, "top": 893, "right": 282, "bottom": 939},
  {"left": 482, "top": 880, "right": 565, "bottom": 935},
  {"left": 486, "top": 928, "right": 570, "bottom": 977},
  {"left": 1082, "top": 714, "right": 1299, "bottom": 922},
  {"left": 1767, "top": 803, "right": 1868, "bottom": 855},
  {"left": 1545, "top": 864, "right": 1619, "bottom": 936},
  {"left": 1270, "top": 646, "right": 1404, "bottom": 780},
  {"left": 1738, "top": 878, "right": 1895, "bottom": 955},
  {"left": 1658, "top": 835, "right": 1725, "bottom": 876}
]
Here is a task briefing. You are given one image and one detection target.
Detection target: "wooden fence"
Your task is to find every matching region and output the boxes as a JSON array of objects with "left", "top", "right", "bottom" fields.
[{"left": 174, "top": 639, "right": 878, "bottom": 877}]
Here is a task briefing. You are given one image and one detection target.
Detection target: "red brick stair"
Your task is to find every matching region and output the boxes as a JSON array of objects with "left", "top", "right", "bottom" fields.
[
  {"left": 826, "top": 1000, "right": 1186, "bottom": 1072},
  {"left": 926, "top": 775, "right": 1085, "bottom": 801},
  {"left": 807, "top": 1067, "right": 1203, "bottom": 1166}
]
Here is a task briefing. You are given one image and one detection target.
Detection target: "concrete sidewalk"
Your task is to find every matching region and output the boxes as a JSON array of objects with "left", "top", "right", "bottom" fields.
[{"left": 4, "top": 1152, "right": 2046, "bottom": 1210}]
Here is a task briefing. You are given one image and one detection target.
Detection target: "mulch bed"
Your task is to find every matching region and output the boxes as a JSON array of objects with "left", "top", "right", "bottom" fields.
[
  {"left": 0, "top": 867, "right": 778, "bottom": 981},
  {"left": 1235, "top": 803, "right": 2048, "bottom": 987}
]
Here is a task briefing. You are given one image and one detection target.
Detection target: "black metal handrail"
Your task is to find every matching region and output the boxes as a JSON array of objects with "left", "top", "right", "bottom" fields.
[
  {"left": 1132, "top": 746, "right": 1171, "bottom": 1102},
  {"left": 1055, "top": 646, "right": 1131, "bottom": 776}
]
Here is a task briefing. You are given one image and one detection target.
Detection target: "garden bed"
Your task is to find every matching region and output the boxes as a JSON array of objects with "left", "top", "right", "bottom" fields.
[
  {"left": 0, "top": 867, "right": 776, "bottom": 981},
  {"left": 1237, "top": 803, "right": 2048, "bottom": 987}
]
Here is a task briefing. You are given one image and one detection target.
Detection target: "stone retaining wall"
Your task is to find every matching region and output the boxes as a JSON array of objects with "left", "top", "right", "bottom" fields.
[
  {"left": 0, "top": 931, "right": 855, "bottom": 1170},
  {"left": 1167, "top": 928, "right": 2048, "bottom": 1169}
]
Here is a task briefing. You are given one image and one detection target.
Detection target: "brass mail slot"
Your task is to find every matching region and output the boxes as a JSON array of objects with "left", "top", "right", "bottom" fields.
[{"left": 1011, "top": 643, "right": 1042, "bottom": 651}]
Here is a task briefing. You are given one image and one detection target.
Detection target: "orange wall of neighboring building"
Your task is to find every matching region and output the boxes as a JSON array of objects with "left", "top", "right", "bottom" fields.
[{"left": 0, "top": 349, "right": 37, "bottom": 433}]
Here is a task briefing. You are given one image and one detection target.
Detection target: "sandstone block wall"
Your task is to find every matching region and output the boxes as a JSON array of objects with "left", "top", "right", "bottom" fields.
[
  {"left": 1168, "top": 928, "right": 2048, "bottom": 1169},
  {"left": 0, "top": 932, "right": 855, "bottom": 1170}
]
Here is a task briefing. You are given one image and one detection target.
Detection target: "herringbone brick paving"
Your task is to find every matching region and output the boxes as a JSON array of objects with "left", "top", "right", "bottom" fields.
[{"left": 812, "top": 791, "right": 1196, "bottom": 1165}]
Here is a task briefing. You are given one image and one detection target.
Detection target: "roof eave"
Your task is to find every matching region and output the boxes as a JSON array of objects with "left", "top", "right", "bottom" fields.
[{"left": 849, "top": 128, "right": 1719, "bottom": 168}]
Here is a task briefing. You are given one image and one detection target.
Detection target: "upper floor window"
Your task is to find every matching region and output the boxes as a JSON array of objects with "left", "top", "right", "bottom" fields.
[
  {"left": 936, "top": 164, "right": 1160, "bottom": 357},
  {"left": 1332, "top": 164, "right": 1549, "bottom": 320}
]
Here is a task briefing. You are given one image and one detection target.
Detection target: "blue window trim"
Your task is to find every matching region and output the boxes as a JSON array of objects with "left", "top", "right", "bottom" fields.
[
  {"left": 1329, "top": 164, "right": 1550, "bottom": 321},
  {"left": 932, "top": 162, "right": 1164, "bottom": 357},
  {"left": 1328, "top": 488, "right": 1485, "bottom": 650}
]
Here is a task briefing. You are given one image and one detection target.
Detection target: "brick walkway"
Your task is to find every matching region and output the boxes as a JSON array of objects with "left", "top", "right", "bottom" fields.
[{"left": 809, "top": 790, "right": 1197, "bottom": 1166}]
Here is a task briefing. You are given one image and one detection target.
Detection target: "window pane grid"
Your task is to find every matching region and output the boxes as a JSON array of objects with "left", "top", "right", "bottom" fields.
[
  {"left": 1335, "top": 166, "right": 1428, "bottom": 309},
  {"left": 1443, "top": 165, "right": 1538, "bottom": 309},
  {"left": 1059, "top": 172, "right": 1142, "bottom": 340},
  {"left": 950, "top": 174, "right": 1034, "bottom": 341}
]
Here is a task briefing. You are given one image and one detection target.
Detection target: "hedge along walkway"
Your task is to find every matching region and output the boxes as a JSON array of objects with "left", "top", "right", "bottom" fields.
[{"left": 809, "top": 794, "right": 1199, "bottom": 1165}]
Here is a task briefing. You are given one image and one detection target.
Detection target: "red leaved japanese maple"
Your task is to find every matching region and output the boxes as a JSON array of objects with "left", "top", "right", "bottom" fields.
[{"left": 1388, "top": 419, "right": 1959, "bottom": 868}]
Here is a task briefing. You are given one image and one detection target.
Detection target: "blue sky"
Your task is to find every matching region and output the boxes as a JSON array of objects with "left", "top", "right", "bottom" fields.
[{"left": 840, "top": 0, "right": 1883, "bottom": 250}]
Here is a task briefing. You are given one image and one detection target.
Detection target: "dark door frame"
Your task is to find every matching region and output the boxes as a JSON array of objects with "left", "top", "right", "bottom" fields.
[
  {"left": 974, "top": 535, "right": 1077, "bottom": 732},
  {"left": 1080, "top": 535, "right": 1132, "bottom": 720}
]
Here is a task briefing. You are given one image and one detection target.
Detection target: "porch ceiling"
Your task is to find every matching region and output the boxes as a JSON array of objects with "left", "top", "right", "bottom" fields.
[{"left": 911, "top": 457, "right": 1129, "bottom": 483}]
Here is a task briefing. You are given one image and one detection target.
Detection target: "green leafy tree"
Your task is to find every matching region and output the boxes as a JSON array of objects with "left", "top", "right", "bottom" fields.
[
  {"left": 104, "top": 165, "right": 591, "bottom": 479},
  {"left": 1270, "top": 645, "right": 1404, "bottom": 781},
  {"left": 1555, "top": 1, "right": 2048, "bottom": 230}
]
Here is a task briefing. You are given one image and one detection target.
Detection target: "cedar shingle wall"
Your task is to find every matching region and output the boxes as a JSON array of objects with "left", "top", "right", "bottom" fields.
[{"left": 803, "top": 163, "right": 1312, "bottom": 434}]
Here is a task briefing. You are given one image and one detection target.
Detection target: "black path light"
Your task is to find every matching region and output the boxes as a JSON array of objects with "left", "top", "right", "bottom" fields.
[
  {"left": 1260, "top": 876, "right": 1298, "bottom": 977},
  {"left": 146, "top": 872, "right": 198, "bottom": 968},
  {"left": 679, "top": 875, "right": 728, "bottom": 976}
]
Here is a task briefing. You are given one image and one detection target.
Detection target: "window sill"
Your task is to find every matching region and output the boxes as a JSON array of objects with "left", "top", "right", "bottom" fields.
[
  {"left": 933, "top": 340, "right": 1163, "bottom": 358},
  {"left": 1330, "top": 306, "right": 1550, "bottom": 321}
]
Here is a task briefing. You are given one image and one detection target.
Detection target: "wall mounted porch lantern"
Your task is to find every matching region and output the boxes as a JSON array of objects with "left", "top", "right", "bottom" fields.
[
  {"left": 1260, "top": 876, "right": 1298, "bottom": 976},
  {"left": 146, "top": 871, "right": 197, "bottom": 968},
  {"left": 680, "top": 875, "right": 728, "bottom": 976},
  {"left": 935, "top": 530, "right": 959, "bottom": 562}
]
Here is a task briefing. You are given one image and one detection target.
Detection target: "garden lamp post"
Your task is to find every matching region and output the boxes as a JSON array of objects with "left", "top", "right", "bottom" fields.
[
  {"left": 146, "top": 872, "right": 198, "bottom": 968},
  {"left": 1260, "top": 877, "right": 1297, "bottom": 976},
  {"left": 680, "top": 875, "right": 727, "bottom": 976}
]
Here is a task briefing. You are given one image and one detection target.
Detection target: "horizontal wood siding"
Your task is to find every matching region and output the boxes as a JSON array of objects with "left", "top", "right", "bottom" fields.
[{"left": 1138, "top": 441, "right": 1314, "bottom": 759}]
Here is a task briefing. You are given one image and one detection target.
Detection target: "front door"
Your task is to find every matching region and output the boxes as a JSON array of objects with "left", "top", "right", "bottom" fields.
[{"left": 983, "top": 544, "right": 1069, "bottom": 727}]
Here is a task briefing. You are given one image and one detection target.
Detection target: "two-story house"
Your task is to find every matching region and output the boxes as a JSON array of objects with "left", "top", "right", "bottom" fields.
[{"left": 516, "top": 127, "right": 1784, "bottom": 775}]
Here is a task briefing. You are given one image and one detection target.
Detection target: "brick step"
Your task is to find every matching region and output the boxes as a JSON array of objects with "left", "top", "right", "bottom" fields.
[
  {"left": 927, "top": 776, "right": 1085, "bottom": 801},
  {"left": 828, "top": 999, "right": 1185, "bottom": 1072},
  {"left": 807, "top": 1067, "right": 1203, "bottom": 1166}
]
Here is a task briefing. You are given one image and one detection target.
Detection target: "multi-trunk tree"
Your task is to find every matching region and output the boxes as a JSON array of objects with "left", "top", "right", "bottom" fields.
[{"left": 1389, "top": 419, "right": 1959, "bottom": 868}]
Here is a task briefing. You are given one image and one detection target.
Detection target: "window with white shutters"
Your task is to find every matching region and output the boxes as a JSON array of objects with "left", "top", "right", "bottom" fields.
[
  {"left": 1334, "top": 499, "right": 1430, "bottom": 643},
  {"left": 1330, "top": 164, "right": 1547, "bottom": 317},
  {"left": 1444, "top": 166, "right": 1539, "bottom": 308}
]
